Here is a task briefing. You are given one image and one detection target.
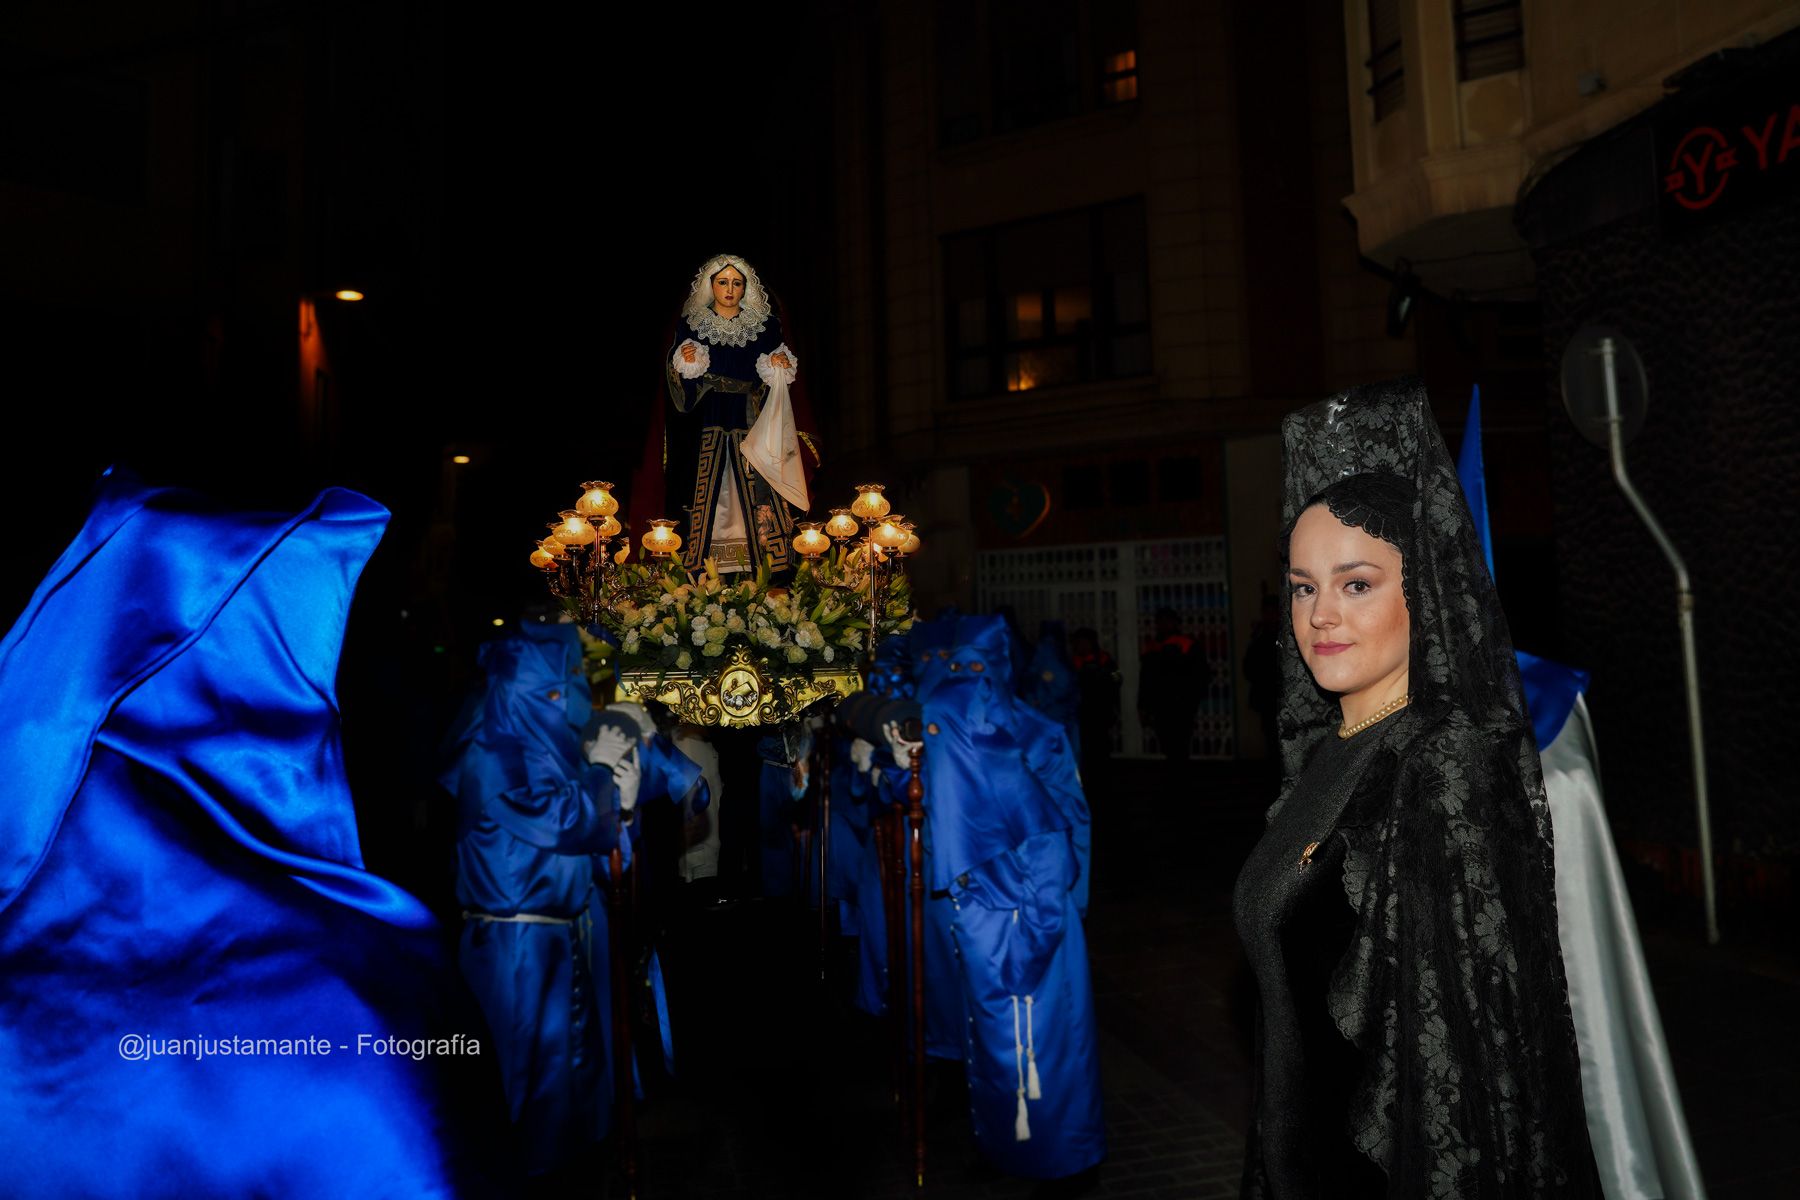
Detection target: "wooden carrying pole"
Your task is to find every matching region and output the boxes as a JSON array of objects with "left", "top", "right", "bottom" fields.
[
  {"left": 608, "top": 846, "right": 639, "bottom": 1199},
  {"left": 907, "top": 742, "right": 927, "bottom": 1188},
  {"left": 817, "top": 736, "right": 832, "bottom": 980},
  {"left": 874, "top": 801, "right": 906, "bottom": 1108}
]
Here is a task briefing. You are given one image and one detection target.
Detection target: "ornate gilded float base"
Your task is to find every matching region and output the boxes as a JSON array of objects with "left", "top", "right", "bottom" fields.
[{"left": 615, "top": 645, "right": 863, "bottom": 728}]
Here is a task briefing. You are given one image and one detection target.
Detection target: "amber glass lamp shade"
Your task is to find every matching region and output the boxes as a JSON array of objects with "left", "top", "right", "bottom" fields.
[
  {"left": 595, "top": 514, "right": 622, "bottom": 539},
  {"left": 824, "top": 508, "right": 860, "bottom": 541},
  {"left": 529, "top": 547, "right": 556, "bottom": 569},
  {"left": 575, "top": 481, "right": 619, "bottom": 519},
  {"left": 871, "top": 515, "right": 908, "bottom": 550},
  {"left": 899, "top": 530, "right": 921, "bottom": 555},
  {"left": 850, "top": 483, "right": 890, "bottom": 522},
  {"left": 642, "top": 518, "right": 682, "bottom": 557},
  {"left": 553, "top": 510, "right": 597, "bottom": 546},
  {"left": 538, "top": 535, "right": 568, "bottom": 559},
  {"left": 792, "top": 522, "right": 830, "bottom": 559}
]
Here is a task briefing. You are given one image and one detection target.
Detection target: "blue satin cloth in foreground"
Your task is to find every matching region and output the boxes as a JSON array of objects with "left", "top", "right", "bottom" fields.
[
  {"left": 1546, "top": 696, "right": 1705, "bottom": 1200},
  {"left": 0, "top": 476, "right": 491, "bottom": 1198},
  {"left": 1519, "top": 648, "right": 1590, "bottom": 752},
  {"left": 441, "top": 622, "right": 626, "bottom": 1175},
  {"left": 920, "top": 616, "right": 1104, "bottom": 1180}
]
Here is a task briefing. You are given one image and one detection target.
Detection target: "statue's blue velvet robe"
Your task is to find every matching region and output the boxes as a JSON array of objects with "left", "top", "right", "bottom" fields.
[{"left": 663, "top": 311, "right": 799, "bottom": 574}]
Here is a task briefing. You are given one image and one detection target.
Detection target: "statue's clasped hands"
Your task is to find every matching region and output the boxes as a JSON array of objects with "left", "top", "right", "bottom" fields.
[{"left": 679, "top": 344, "right": 791, "bottom": 370}]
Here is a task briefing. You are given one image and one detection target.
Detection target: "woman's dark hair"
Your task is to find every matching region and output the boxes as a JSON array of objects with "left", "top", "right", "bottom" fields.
[
  {"left": 1297, "top": 471, "right": 1416, "bottom": 554},
  {"left": 1282, "top": 471, "right": 1417, "bottom": 608}
]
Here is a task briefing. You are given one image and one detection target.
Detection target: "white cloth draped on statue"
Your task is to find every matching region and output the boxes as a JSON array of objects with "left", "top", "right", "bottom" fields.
[
  {"left": 744, "top": 347, "right": 807, "bottom": 512},
  {"left": 1547, "top": 694, "right": 1706, "bottom": 1200}
]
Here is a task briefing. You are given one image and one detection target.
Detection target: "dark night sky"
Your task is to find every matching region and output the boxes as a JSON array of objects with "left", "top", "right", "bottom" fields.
[
  {"left": 0, "top": 2, "right": 840, "bottom": 638},
  {"left": 0, "top": 3, "right": 842, "bottom": 891}
]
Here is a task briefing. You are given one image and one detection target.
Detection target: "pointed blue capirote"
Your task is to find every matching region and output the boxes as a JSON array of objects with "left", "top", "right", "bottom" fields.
[
  {"left": 0, "top": 473, "right": 494, "bottom": 1197},
  {"left": 1457, "top": 384, "right": 1496, "bottom": 581},
  {"left": 1455, "top": 387, "right": 1591, "bottom": 752}
]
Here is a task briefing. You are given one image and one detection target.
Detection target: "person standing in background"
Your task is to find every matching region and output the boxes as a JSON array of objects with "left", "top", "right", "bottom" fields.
[
  {"left": 1138, "top": 607, "right": 1199, "bottom": 760},
  {"left": 1069, "top": 627, "right": 1120, "bottom": 786}
]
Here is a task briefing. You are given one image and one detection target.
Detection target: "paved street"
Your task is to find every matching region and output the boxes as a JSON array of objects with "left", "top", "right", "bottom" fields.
[{"left": 565, "top": 759, "right": 1799, "bottom": 1199}]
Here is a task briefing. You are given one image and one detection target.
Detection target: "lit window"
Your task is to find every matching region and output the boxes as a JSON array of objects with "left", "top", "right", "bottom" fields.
[
  {"left": 944, "top": 198, "right": 1151, "bottom": 399},
  {"left": 1101, "top": 50, "right": 1138, "bottom": 105}
]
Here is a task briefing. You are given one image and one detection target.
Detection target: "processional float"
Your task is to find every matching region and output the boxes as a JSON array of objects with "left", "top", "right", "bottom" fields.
[{"left": 529, "top": 480, "right": 932, "bottom": 1194}]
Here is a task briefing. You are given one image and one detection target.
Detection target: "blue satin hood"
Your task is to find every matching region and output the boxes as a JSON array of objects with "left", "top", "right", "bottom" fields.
[
  {"left": 918, "top": 615, "right": 1067, "bottom": 891},
  {"left": 0, "top": 472, "right": 493, "bottom": 1197},
  {"left": 916, "top": 612, "right": 1013, "bottom": 702},
  {"left": 0, "top": 473, "right": 427, "bottom": 924},
  {"left": 870, "top": 631, "right": 915, "bottom": 699},
  {"left": 1021, "top": 620, "right": 1079, "bottom": 722}
]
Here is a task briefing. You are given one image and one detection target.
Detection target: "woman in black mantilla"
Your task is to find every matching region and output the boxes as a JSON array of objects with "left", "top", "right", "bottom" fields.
[{"left": 1232, "top": 380, "right": 1597, "bottom": 1198}]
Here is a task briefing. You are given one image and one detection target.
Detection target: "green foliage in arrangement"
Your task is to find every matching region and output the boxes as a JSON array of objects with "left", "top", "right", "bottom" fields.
[{"left": 572, "top": 551, "right": 914, "bottom": 682}]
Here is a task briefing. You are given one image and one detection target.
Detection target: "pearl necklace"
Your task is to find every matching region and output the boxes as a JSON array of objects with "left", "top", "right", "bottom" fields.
[{"left": 1337, "top": 692, "right": 1410, "bottom": 739}]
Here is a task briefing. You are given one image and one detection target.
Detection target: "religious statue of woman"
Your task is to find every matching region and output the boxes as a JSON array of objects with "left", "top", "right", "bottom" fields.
[{"left": 643, "top": 254, "right": 819, "bottom": 577}]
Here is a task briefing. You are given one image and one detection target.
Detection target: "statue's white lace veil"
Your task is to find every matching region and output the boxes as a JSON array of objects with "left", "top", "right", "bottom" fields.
[{"left": 680, "top": 254, "right": 772, "bottom": 346}]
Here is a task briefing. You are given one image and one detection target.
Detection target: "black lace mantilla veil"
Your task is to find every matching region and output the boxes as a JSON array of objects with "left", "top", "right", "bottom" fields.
[{"left": 1263, "top": 379, "right": 1596, "bottom": 1197}]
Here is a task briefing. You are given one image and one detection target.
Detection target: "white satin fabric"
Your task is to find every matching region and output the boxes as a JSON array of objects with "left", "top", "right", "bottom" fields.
[
  {"left": 744, "top": 346, "right": 807, "bottom": 512},
  {"left": 1547, "top": 695, "right": 1706, "bottom": 1199}
]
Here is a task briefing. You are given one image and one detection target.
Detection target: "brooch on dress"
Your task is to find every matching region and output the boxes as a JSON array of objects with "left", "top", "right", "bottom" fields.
[{"left": 1297, "top": 841, "right": 1319, "bottom": 871}]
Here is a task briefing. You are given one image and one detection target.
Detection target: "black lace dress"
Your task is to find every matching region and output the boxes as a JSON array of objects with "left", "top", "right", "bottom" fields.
[
  {"left": 1235, "top": 717, "right": 1400, "bottom": 1199},
  {"left": 1236, "top": 381, "right": 1598, "bottom": 1199}
]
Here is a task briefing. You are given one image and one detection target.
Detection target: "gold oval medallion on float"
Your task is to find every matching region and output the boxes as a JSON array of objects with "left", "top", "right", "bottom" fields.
[{"left": 719, "top": 665, "right": 763, "bottom": 721}]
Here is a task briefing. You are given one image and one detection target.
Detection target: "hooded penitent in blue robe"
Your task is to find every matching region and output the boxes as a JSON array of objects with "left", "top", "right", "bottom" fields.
[
  {"left": 1021, "top": 620, "right": 1082, "bottom": 756},
  {"left": 894, "top": 617, "right": 973, "bottom": 1059},
  {"left": 441, "top": 622, "right": 627, "bottom": 1175},
  {"left": 918, "top": 615, "right": 1103, "bottom": 1179},
  {"left": 0, "top": 475, "right": 494, "bottom": 1198},
  {"left": 839, "top": 636, "right": 906, "bottom": 1017}
]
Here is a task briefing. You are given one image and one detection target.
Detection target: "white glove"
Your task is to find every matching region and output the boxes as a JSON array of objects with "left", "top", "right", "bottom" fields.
[
  {"left": 611, "top": 752, "right": 641, "bottom": 812},
  {"left": 883, "top": 720, "right": 923, "bottom": 769},
  {"left": 586, "top": 726, "right": 633, "bottom": 769},
  {"left": 849, "top": 738, "right": 875, "bottom": 773}
]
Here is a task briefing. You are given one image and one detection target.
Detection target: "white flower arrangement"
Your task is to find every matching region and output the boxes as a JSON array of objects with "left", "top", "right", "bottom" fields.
[{"left": 590, "top": 552, "right": 915, "bottom": 679}]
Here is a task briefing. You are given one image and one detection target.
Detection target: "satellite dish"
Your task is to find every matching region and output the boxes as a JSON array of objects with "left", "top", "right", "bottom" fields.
[{"left": 1559, "top": 325, "right": 1648, "bottom": 448}]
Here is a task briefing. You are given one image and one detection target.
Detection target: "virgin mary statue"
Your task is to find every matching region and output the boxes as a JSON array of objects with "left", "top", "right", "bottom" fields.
[{"left": 637, "top": 254, "right": 819, "bottom": 577}]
